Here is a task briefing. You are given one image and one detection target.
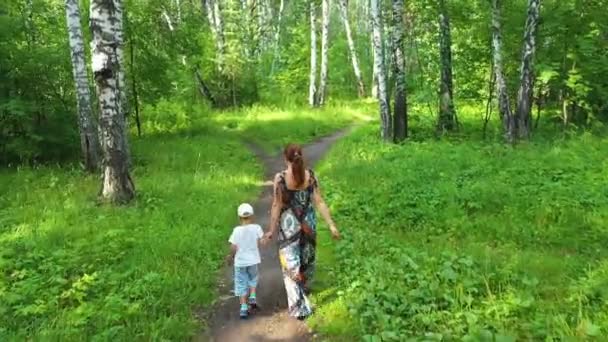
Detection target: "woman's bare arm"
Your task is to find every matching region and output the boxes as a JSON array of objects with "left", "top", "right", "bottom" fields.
[
  {"left": 313, "top": 182, "right": 340, "bottom": 239},
  {"left": 267, "top": 174, "right": 283, "bottom": 239}
]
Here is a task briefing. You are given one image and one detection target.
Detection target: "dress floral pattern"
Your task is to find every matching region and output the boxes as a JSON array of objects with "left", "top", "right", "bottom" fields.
[{"left": 277, "top": 169, "right": 318, "bottom": 318}]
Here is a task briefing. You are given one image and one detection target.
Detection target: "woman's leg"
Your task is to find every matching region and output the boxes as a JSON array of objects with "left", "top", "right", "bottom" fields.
[{"left": 279, "top": 243, "right": 313, "bottom": 318}]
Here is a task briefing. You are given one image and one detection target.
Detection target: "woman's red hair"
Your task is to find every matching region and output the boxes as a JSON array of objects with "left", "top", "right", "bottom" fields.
[{"left": 284, "top": 144, "right": 305, "bottom": 187}]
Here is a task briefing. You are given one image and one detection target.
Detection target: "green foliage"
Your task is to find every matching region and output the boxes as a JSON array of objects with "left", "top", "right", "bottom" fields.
[
  {"left": 0, "top": 104, "right": 357, "bottom": 339},
  {"left": 311, "top": 115, "right": 608, "bottom": 340}
]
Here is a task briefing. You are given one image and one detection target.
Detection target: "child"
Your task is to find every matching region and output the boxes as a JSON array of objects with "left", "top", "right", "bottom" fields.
[{"left": 228, "top": 203, "right": 265, "bottom": 319}]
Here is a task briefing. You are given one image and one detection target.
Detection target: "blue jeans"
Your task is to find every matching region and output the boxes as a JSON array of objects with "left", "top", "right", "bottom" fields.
[{"left": 234, "top": 264, "right": 259, "bottom": 297}]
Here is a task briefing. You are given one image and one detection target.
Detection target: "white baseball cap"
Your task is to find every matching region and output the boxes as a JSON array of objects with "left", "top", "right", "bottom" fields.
[{"left": 237, "top": 203, "right": 254, "bottom": 218}]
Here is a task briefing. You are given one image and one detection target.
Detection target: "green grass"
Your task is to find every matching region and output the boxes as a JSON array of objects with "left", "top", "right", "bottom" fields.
[
  {"left": 0, "top": 103, "right": 359, "bottom": 340},
  {"left": 211, "top": 100, "right": 374, "bottom": 153},
  {"left": 311, "top": 112, "right": 608, "bottom": 340}
]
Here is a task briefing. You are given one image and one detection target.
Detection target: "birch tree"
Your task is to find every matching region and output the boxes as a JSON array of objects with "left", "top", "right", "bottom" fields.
[
  {"left": 338, "top": 0, "right": 365, "bottom": 97},
  {"left": 371, "top": 0, "right": 392, "bottom": 140},
  {"left": 391, "top": 0, "right": 408, "bottom": 141},
  {"left": 112, "top": 0, "right": 128, "bottom": 117},
  {"left": 309, "top": 0, "right": 318, "bottom": 107},
  {"left": 270, "top": 0, "right": 285, "bottom": 73},
  {"left": 65, "top": 0, "right": 100, "bottom": 171},
  {"left": 204, "top": 0, "right": 225, "bottom": 70},
  {"left": 515, "top": 0, "right": 541, "bottom": 139},
  {"left": 317, "top": 0, "right": 331, "bottom": 106},
  {"left": 437, "top": 0, "right": 457, "bottom": 132},
  {"left": 491, "top": 0, "right": 515, "bottom": 142},
  {"left": 91, "top": 0, "right": 135, "bottom": 203}
]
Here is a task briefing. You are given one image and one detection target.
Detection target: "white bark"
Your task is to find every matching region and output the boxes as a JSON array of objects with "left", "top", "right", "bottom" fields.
[
  {"left": 371, "top": 0, "right": 391, "bottom": 140},
  {"left": 370, "top": 15, "right": 378, "bottom": 99},
  {"left": 491, "top": 0, "right": 515, "bottom": 142},
  {"left": 338, "top": 0, "right": 365, "bottom": 97},
  {"left": 309, "top": 0, "right": 318, "bottom": 107},
  {"left": 204, "top": 0, "right": 225, "bottom": 70},
  {"left": 91, "top": 0, "right": 134, "bottom": 203},
  {"left": 515, "top": 0, "right": 541, "bottom": 139},
  {"left": 162, "top": 9, "right": 175, "bottom": 31},
  {"left": 391, "top": 0, "right": 407, "bottom": 141},
  {"left": 65, "top": 0, "right": 99, "bottom": 171},
  {"left": 317, "top": 0, "right": 331, "bottom": 106},
  {"left": 437, "top": 0, "right": 457, "bottom": 131},
  {"left": 270, "top": 0, "right": 285, "bottom": 74},
  {"left": 213, "top": 0, "right": 225, "bottom": 68}
]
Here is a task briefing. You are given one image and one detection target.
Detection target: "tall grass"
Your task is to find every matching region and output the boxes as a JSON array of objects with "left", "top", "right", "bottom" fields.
[{"left": 0, "top": 103, "right": 359, "bottom": 340}]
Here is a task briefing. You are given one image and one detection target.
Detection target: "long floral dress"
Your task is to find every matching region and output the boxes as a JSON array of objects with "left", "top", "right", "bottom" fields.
[{"left": 276, "top": 169, "right": 318, "bottom": 318}]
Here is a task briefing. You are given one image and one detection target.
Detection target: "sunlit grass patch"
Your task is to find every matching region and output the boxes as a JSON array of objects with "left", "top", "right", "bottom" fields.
[{"left": 312, "top": 114, "right": 608, "bottom": 340}]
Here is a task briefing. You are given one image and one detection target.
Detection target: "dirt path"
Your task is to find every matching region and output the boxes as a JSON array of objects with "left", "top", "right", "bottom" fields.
[{"left": 201, "top": 129, "right": 351, "bottom": 342}]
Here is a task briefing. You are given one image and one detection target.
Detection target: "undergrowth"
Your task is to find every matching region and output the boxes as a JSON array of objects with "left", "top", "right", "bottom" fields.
[
  {"left": 311, "top": 118, "right": 608, "bottom": 341},
  {"left": 0, "top": 103, "right": 358, "bottom": 340}
]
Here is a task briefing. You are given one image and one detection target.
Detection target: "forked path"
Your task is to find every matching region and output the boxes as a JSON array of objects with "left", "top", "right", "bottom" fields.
[{"left": 201, "top": 128, "right": 352, "bottom": 342}]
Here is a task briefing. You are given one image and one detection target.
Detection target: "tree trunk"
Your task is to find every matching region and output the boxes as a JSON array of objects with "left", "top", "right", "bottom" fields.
[
  {"left": 317, "top": 0, "right": 331, "bottom": 106},
  {"left": 270, "top": 0, "right": 285, "bottom": 74},
  {"left": 309, "top": 0, "right": 318, "bottom": 107},
  {"left": 391, "top": 0, "right": 408, "bottom": 141},
  {"left": 338, "top": 0, "right": 366, "bottom": 97},
  {"left": 113, "top": 0, "right": 128, "bottom": 116},
  {"left": 483, "top": 57, "right": 496, "bottom": 139},
  {"left": 491, "top": 0, "right": 515, "bottom": 143},
  {"left": 515, "top": 0, "right": 540, "bottom": 139},
  {"left": 113, "top": 0, "right": 131, "bottom": 164},
  {"left": 195, "top": 68, "right": 217, "bottom": 106},
  {"left": 129, "top": 37, "right": 142, "bottom": 137},
  {"left": 91, "top": 0, "right": 135, "bottom": 203},
  {"left": 437, "top": 0, "right": 457, "bottom": 132},
  {"left": 371, "top": 0, "right": 392, "bottom": 140},
  {"left": 65, "top": 0, "right": 100, "bottom": 172},
  {"left": 203, "top": 0, "right": 225, "bottom": 70},
  {"left": 371, "top": 35, "right": 378, "bottom": 99},
  {"left": 213, "top": 0, "right": 225, "bottom": 69}
]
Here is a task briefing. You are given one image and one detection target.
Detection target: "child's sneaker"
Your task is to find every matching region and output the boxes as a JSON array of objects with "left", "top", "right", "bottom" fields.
[
  {"left": 239, "top": 304, "right": 249, "bottom": 319},
  {"left": 248, "top": 296, "right": 258, "bottom": 310}
]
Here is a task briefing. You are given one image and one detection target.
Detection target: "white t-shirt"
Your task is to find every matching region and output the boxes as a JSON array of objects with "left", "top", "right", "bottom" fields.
[{"left": 229, "top": 224, "right": 264, "bottom": 267}]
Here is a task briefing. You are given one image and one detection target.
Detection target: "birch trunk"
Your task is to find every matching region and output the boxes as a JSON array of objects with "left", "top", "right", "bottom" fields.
[
  {"left": 317, "top": 0, "right": 331, "bottom": 106},
  {"left": 370, "top": 12, "right": 378, "bottom": 99},
  {"left": 113, "top": 0, "right": 128, "bottom": 116},
  {"left": 204, "top": 0, "right": 225, "bottom": 70},
  {"left": 371, "top": 0, "right": 392, "bottom": 140},
  {"left": 270, "top": 0, "right": 285, "bottom": 74},
  {"left": 437, "top": 0, "right": 457, "bottom": 132},
  {"left": 391, "top": 0, "right": 408, "bottom": 141},
  {"left": 515, "top": 0, "right": 540, "bottom": 139},
  {"left": 491, "top": 0, "right": 515, "bottom": 143},
  {"left": 213, "top": 0, "right": 225, "bottom": 69},
  {"left": 338, "top": 0, "right": 365, "bottom": 97},
  {"left": 309, "top": 0, "right": 318, "bottom": 107},
  {"left": 91, "top": 0, "right": 135, "bottom": 203},
  {"left": 65, "top": 0, "right": 100, "bottom": 172}
]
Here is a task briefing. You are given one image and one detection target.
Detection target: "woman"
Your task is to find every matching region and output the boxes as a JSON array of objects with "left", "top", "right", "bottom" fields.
[{"left": 265, "top": 144, "right": 341, "bottom": 319}]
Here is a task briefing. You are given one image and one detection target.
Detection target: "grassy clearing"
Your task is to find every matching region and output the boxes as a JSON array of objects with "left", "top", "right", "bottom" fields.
[
  {"left": 0, "top": 103, "right": 359, "bottom": 340},
  {"left": 310, "top": 108, "right": 608, "bottom": 340}
]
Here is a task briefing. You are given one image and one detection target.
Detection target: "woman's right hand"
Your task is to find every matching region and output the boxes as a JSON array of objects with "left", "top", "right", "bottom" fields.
[
  {"left": 264, "top": 231, "right": 273, "bottom": 241},
  {"left": 330, "top": 225, "right": 341, "bottom": 240}
]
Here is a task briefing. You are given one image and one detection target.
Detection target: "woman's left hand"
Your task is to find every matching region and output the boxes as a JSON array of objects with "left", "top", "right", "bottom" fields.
[{"left": 330, "top": 225, "right": 341, "bottom": 240}]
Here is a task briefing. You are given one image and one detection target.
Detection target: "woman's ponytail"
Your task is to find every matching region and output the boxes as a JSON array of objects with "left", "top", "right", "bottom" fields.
[{"left": 284, "top": 144, "right": 305, "bottom": 187}]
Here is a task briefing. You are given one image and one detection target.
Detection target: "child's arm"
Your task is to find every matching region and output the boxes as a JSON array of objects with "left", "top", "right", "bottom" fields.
[
  {"left": 226, "top": 243, "right": 237, "bottom": 265},
  {"left": 257, "top": 225, "right": 269, "bottom": 247}
]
